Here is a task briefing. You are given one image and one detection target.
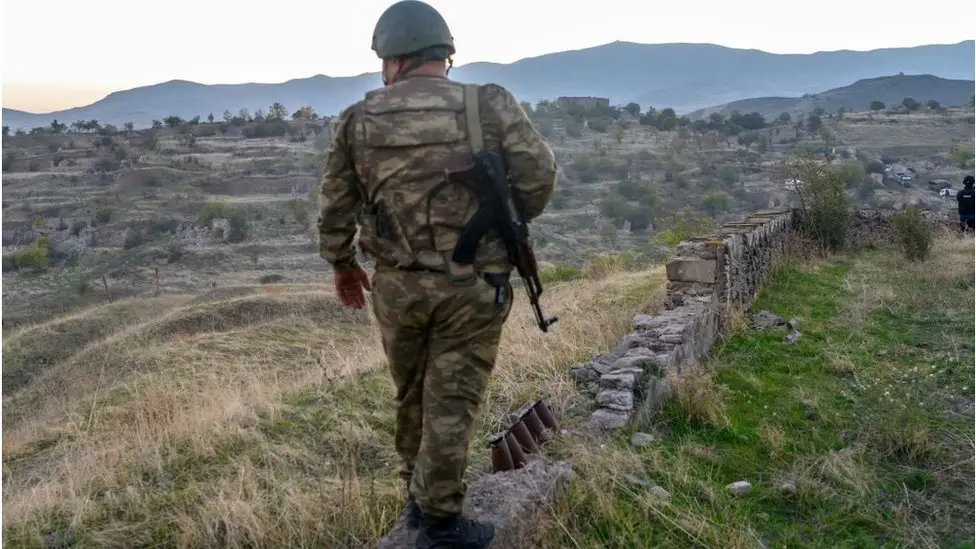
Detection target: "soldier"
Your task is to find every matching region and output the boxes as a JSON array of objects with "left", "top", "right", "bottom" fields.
[
  {"left": 316, "top": 1, "right": 558, "bottom": 547},
  {"left": 957, "top": 175, "right": 975, "bottom": 234}
]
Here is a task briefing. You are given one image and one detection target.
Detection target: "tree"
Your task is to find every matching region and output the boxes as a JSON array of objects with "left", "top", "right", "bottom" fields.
[
  {"left": 925, "top": 100, "right": 941, "bottom": 110},
  {"left": 806, "top": 113, "right": 823, "bottom": 132},
  {"left": 208, "top": 112, "right": 215, "bottom": 123},
  {"left": 901, "top": 97, "right": 919, "bottom": 111},
  {"left": 152, "top": 120, "right": 163, "bottom": 129},
  {"left": 223, "top": 110, "right": 233, "bottom": 122},
  {"left": 164, "top": 116, "right": 184, "bottom": 128},
  {"left": 1, "top": 126, "right": 8, "bottom": 137},
  {"left": 623, "top": 102, "right": 641, "bottom": 117},
  {"left": 869, "top": 100, "right": 885, "bottom": 111},
  {"left": 777, "top": 112, "right": 792, "bottom": 124},
  {"left": 50, "top": 119, "right": 66, "bottom": 134},
  {"left": 811, "top": 107, "right": 825, "bottom": 117},
  {"left": 124, "top": 122, "right": 135, "bottom": 132},
  {"left": 293, "top": 106, "right": 316, "bottom": 121},
  {"left": 267, "top": 102, "right": 288, "bottom": 121}
]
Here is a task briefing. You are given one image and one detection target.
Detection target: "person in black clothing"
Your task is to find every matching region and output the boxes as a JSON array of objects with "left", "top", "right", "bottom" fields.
[{"left": 957, "top": 175, "right": 975, "bottom": 234}]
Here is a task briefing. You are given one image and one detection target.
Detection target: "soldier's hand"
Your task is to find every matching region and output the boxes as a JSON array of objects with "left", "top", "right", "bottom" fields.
[{"left": 334, "top": 266, "right": 372, "bottom": 309}]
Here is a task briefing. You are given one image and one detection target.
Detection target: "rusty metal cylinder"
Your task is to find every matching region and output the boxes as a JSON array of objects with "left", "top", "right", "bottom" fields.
[
  {"left": 533, "top": 400, "right": 558, "bottom": 431},
  {"left": 521, "top": 408, "right": 548, "bottom": 442},
  {"left": 505, "top": 432, "right": 528, "bottom": 469},
  {"left": 511, "top": 420, "right": 539, "bottom": 454},
  {"left": 490, "top": 437, "right": 514, "bottom": 473}
]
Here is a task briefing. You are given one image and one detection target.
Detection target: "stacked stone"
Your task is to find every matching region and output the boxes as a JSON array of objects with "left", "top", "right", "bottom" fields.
[{"left": 568, "top": 210, "right": 797, "bottom": 432}]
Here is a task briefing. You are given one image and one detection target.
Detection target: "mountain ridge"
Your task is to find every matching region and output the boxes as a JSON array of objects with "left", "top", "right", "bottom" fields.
[
  {"left": 687, "top": 74, "right": 976, "bottom": 120},
  {"left": 2, "top": 39, "right": 973, "bottom": 129}
]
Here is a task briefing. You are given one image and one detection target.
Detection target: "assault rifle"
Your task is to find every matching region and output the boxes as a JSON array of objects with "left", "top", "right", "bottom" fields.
[{"left": 448, "top": 149, "right": 558, "bottom": 333}]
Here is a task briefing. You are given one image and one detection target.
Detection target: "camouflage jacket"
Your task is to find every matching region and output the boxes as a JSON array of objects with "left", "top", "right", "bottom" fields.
[{"left": 317, "top": 75, "right": 557, "bottom": 274}]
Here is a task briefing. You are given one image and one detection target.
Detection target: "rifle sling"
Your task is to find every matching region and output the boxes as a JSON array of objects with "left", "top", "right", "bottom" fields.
[{"left": 451, "top": 83, "right": 492, "bottom": 266}]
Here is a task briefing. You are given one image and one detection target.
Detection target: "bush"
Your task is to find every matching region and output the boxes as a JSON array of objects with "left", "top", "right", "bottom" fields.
[
  {"left": 539, "top": 264, "right": 581, "bottom": 284},
  {"left": 95, "top": 207, "right": 114, "bottom": 223},
  {"left": 288, "top": 199, "right": 311, "bottom": 224},
  {"left": 259, "top": 273, "right": 285, "bottom": 284},
  {"left": 123, "top": 229, "right": 144, "bottom": 250},
  {"left": 167, "top": 242, "right": 186, "bottom": 262},
  {"left": 226, "top": 211, "right": 249, "bottom": 243},
  {"left": 787, "top": 159, "right": 851, "bottom": 252},
  {"left": 14, "top": 235, "right": 53, "bottom": 270},
  {"left": 148, "top": 216, "right": 180, "bottom": 235},
  {"left": 70, "top": 219, "right": 88, "bottom": 236},
  {"left": 891, "top": 206, "right": 933, "bottom": 261},
  {"left": 198, "top": 201, "right": 229, "bottom": 227},
  {"left": 588, "top": 118, "right": 609, "bottom": 133}
]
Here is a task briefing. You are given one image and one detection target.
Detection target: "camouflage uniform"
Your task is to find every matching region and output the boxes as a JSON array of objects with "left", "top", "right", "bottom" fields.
[{"left": 317, "top": 75, "right": 557, "bottom": 517}]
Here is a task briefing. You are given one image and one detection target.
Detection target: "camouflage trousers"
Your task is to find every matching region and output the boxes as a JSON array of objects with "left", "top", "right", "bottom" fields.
[{"left": 371, "top": 267, "right": 513, "bottom": 517}]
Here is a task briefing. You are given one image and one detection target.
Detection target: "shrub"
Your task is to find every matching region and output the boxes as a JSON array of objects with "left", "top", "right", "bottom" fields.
[
  {"left": 288, "top": 199, "right": 311, "bottom": 224},
  {"left": 167, "top": 242, "right": 186, "bottom": 262},
  {"left": 198, "top": 201, "right": 229, "bottom": 227},
  {"left": 539, "top": 264, "right": 581, "bottom": 284},
  {"left": 891, "top": 205, "right": 933, "bottom": 261},
  {"left": 226, "top": 211, "right": 249, "bottom": 243},
  {"left": 786, "top": 159, "right": 851, "bottom": 252},
  {"left": 123, "top": 229, "right": 144, "bottom": 250},
  {"left": 14, "top": 235, "right": 53, "bottom": 270},
  {"left": 70, "top": 219, "right": 88, "bottom": 236},
  {"left": 95, "top": 207, "right": 113, "bottom": 223}
]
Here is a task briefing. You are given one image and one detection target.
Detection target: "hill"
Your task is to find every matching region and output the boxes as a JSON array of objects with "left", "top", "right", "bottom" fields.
[
  {"left": 2, "top": 228, "right": 972, "bottom": 548},
  {"left": 2, "top": 40, "right": 974, "bottom": 129},
  {"left": 689, "top": 74, "right": 976, "bottom": 119}
]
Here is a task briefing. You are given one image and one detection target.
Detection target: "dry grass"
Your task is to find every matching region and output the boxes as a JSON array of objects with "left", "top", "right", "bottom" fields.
[
  {"left": 537, "top": 232, "right": 974, "bottom": 548},
  {"left": 1, "top": 262, "right": 666, "bottom": 548}
]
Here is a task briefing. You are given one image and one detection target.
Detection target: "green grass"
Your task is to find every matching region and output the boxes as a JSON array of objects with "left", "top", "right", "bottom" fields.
[{"left": 545, "top": 239, "right": 975, "bottom": 549}]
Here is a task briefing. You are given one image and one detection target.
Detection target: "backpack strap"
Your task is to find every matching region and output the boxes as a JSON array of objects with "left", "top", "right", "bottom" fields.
[{"left": 463, "top": 84, "right": 484, "bottom": 153}]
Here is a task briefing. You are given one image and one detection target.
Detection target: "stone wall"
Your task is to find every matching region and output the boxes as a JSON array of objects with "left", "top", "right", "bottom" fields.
[
  {"left": 571, "top": 210, "right": 796, "bottom": 430},
  {"left": 845, "top": 208, "right": 957, "bottom": 249}
]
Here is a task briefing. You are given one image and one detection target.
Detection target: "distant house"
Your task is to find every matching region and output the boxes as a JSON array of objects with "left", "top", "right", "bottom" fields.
[{"left": 557, "top": 96, "right": 611, "bottom": 111}]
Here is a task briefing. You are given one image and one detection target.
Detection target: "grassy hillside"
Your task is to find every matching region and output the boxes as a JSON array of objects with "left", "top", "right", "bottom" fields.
[
  {"left": 3, "top": 229, "right": 972, "bottom": 548},
  {"left": 541, "top": 233, "right": 974, "bottom": 548},
  {"left": 3, "top": 102, "right": 973, "bottom": 329},
  {"left": 689, "top": 74, "right": 976, "bottom": 120},
  {"left": 3, "top": 40, "right": 973, "bottom": 129},
  {"left": 1, "top": 259, "right": 665, "bottom": 548}
]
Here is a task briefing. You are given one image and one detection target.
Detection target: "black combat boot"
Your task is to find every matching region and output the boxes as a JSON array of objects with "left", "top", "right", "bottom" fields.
[
  {"left": 405, "top": 496, "right": 423, "bottom": 529},
  {"left": 415, "top": 514, "right": 495, "bottom": 549}
]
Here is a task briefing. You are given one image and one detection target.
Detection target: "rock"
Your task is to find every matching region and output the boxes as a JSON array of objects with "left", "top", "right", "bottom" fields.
[
  {"left": 784, "top": 331, "right": 801, "bottom": 345},
  {"left": 622, "top": 346, "right": 655, "bottom": 358},
  {"left": 378, "top": 458, "right": 574, "bottom": 549},
  {"left": 649, "top": 486, "right": 671, "bottom": 500},
  {"left": 596, "top": 390, "right": 633, "bottom": 411},
  {"left": 609, "top": 354, "right": 660, "bottom": 374},
  {"left": 588, "top": 408, "right": 631, "bottom": 430},
  {"left": 666, "top": 258, "right": 717, "bottom": 283},
  {"left": 777, "top": 480, "right": 797, "bottom": 494},
  {"left": 752, "top": 310, "right": 784, "bottom": 330},
  {"left": 626, "top": 475, "right": 650, "bottom": 488},
  {"left": 727, "top": 480, "right": 752, "bottom": 497},
  {"left": 633, "top": 313, "right": 657, "bottom": 328},
  {"left": 591, "top": 353, "right": 617, "bottom": 374},
  {"left": 568, "top": 362, "right": 599, "bottom": 382},
  {"left": 599, "top": 372, "right": 636, "bottom": 391},
  {"left": 630, "top": 432, "right": 655, "bottom": 447},
  {"left": 787, "top": 318, "right": 801, "bottom": 331}
]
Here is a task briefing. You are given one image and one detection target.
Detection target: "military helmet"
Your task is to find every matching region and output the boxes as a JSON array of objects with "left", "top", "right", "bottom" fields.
[{"left": 371, "top": 0, "right": 455, "bottom": 59}]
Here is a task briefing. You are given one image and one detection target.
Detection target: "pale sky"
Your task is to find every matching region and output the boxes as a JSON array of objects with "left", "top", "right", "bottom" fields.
[{"left": 3, "top": 0, "right": 974, "bottom": 113}]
